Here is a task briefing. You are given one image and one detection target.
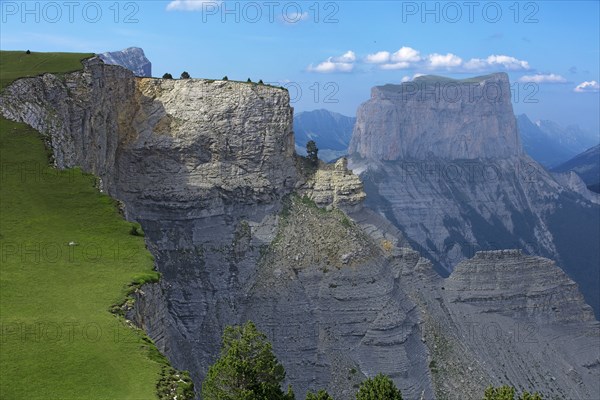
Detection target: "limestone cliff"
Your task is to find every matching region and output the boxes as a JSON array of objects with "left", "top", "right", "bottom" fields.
[
  {"left": 2, "top": 60, "right": 598, "bottom": 400},
  {"left": 349, "top": 74, "right": 600, "bottom": 317},
  {"left": 402, "top": 249, "right": 600, "bottom": 400},
  {"left": 298, "top": 158, "right": 366, "bottom": 210},
  {"left": 349, "top": 74, "right": 522, "bottom": 160}
]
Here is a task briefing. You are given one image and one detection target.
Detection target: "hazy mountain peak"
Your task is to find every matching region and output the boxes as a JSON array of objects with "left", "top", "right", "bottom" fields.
[{"left": 98, "top": 47, "right": 152, "bottom": 77}]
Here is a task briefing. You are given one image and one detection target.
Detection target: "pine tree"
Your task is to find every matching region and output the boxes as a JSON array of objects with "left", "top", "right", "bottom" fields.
[
  {"left": 202, "top": 321, "right": 295, "bottom": 400},
  {"left": 356, "top": 374, "right": 402, "bottom": 400},
  {"left": 180, "top": 71, "right": 191, "bottom": 79},
  {"left": 306, "top": 140, "right": 319, "bottom": 165}
]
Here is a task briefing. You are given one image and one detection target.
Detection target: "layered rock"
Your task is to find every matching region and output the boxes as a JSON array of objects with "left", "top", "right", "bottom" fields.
[
  {"left": 421, "top": 250, "right": 600, "bottom": 400},
  {"left": 349, "top": 74, "right": 521, "bottom": 160},
  {"left": 2, "top": 62, "right": 599, "bottom": 400},
  {"left": 98, "top": 47, "right": 152, "bottom": 77},
  {"left": 349, "top": 74, "right": 600, "bottom": 317},
  {"left": 298, "top": 158, "right": 366, "bottom": 210}
]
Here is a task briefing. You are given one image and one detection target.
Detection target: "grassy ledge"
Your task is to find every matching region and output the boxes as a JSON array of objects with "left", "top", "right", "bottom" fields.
[{"left": 0, "top": 50, "right": 192, "bottom": 399}]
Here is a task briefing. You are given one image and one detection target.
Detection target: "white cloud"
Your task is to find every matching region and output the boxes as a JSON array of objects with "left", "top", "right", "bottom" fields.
[
  {"left": 574, "top": 80, "right": 600, "bottom": 93},
  {"left": 401, "top": 73, "right": 425, "bottom": 82},
  {"left": 166, "top": 0, "right": 221, "bottom": 11},
  {"left": 463, "top": 58, "right": 486, "bottom": 70},
  {"left": 485, "top": 55, "right": 530, "bottom": 70},
  {"left": 308, "top": 51, "right": 355, "bottom": 73},
  {"left": 518, "top": 74, "right": 567, "bottom": 83},
  {"left": 365, "top": 51, "right": 391, "bottom": 64},
  {"left": 309, "top": 47, "right": 533, "bottom": 74},
  {"left": 332, "top": 51, "right": 356, "bottom": 63},
  {"left": 428, "top": 53, "right": 463, "bottom": 68},
  {"left": 391, "top": 47, "right": 421, "bottom": 63},
  {"left": 465, "top": 55, "right": 530, "bottom": 71},
  {"left": 380, "top": 62, "right": 411, "bottom": 70}
]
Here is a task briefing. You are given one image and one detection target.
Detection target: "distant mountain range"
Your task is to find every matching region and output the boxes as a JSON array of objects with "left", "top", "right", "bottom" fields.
[
  {"left": 293, "top": 109, "right": 355, "bottom": 161},
  {"left": 294, "top": 110, "right": 598, "bottom": 169},
  {"left": 552, "top": 144, "right": 600, "bottom": 192},
  {"left": 517, "top": 114, "right": 598, "bottom": 168}
]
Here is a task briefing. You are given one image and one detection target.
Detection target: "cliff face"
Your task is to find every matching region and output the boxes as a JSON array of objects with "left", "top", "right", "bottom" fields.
[
  {"left": 2, "top": 61, "right": 598, "bottom": 400},
  {"left": 0, "top": 59, "right": 434, "bottom": 398},
  {"left": 0, "top": 58, "right": 296, "bottom": 211},
  {"left": 405, "top": 249, "right": 600, "bottom": 400},
  {"left": 349, "top": 74, "right": 521, "bottom": 160},
  {"left": 349, "top": 74, "right": 600, "bottom": 317}
]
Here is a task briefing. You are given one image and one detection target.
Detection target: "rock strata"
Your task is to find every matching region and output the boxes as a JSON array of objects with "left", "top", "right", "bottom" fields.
[
  {"left": 299, "top": 158, "right": 366, "bottom": 210},
  {"left": 349, "top": 74, "right": 600, "bottom": 317},
  {"left": 349, "top": 74, "right": 521, "bottom": 160},
  {"left": 2, "top": 63, "right": 598, "bottom": 400}
]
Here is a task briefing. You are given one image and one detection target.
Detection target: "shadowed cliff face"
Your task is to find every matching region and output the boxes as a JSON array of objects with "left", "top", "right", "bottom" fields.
[
  {"left": 2, "top": 61, "right": 599, "bottom": 400},
  {"left": 348, "top": 74, "right": 600, "bottom": 317},
  {"left": 0, "top": 59, "right": 435, "bottom": 398}
]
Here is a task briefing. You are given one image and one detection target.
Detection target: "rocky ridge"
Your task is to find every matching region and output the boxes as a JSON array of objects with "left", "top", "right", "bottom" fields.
[
  {"left": 349, "top": 74, "right": 600, "bottom": 317},
  {"left": 298, "top": 157, "right": 366, "bottom": 210},
  {"left": 1, "top": 59, "right": 598, "bottom": 399}
]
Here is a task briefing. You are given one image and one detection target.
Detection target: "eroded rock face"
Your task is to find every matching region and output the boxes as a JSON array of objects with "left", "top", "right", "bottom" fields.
[
  {"left": 2, "top": 62, "right": 598, "bottom": 400},
  {"left": 349, "top": 74, "right": 521, "bottom": 161},
  {"left": 299, "top": 158, "right": 366, "bottom": 211},
  {"left": 348, "top": 74, "right": 600, "bottom": 317},
  {"left": 412, "top": 250, "right": 600, "bottom": 400}
]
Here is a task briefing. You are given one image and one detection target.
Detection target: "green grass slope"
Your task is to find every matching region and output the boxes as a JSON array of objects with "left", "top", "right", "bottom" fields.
[
  {"left": 0, "top": 51, "right": 185, "bottom": 399},
  {"left": 0, "top": 51, "right": 94, "bottom": 91}
]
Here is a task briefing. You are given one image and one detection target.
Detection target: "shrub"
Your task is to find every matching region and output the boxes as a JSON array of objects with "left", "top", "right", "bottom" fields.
[
  {"left": 483, "top": 385, "right": 543, "bottom": 400},
  {"left": 129, "top": 222, "right": 144, "bottom": 237},
  {"left": 306, "top": 389, "right": 334, "bottom": 400},
  {"left": 222, "top": 76, "right": 228, "bottom": 80},
  {"left": 180, "top": 71, "right": 191, "bottom": 79},
  {"left": 356, "top": 374, "right": 402, "bottom": 400}
]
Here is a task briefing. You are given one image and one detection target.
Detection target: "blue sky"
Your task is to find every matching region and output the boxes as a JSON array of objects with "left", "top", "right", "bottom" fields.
[{"left": 1, "top": 0, "right": 599, "bottom": 134}]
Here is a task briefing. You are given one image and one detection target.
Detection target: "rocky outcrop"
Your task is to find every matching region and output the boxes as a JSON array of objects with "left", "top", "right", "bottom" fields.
[
  {"left": 349, "top": 74, "right": 600, "bottom": 318},
  {"left": 98, "top": 47, "right": 152, "bottom": 77},
  {"left": 349, "top": 74, "right": 522, "bottom": 160},
  {"left": 298, "top": 158, "right": 366, "bottom": 210},
  {"left": 552, "top": 170, "right": 600, "bottom": 205}
]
